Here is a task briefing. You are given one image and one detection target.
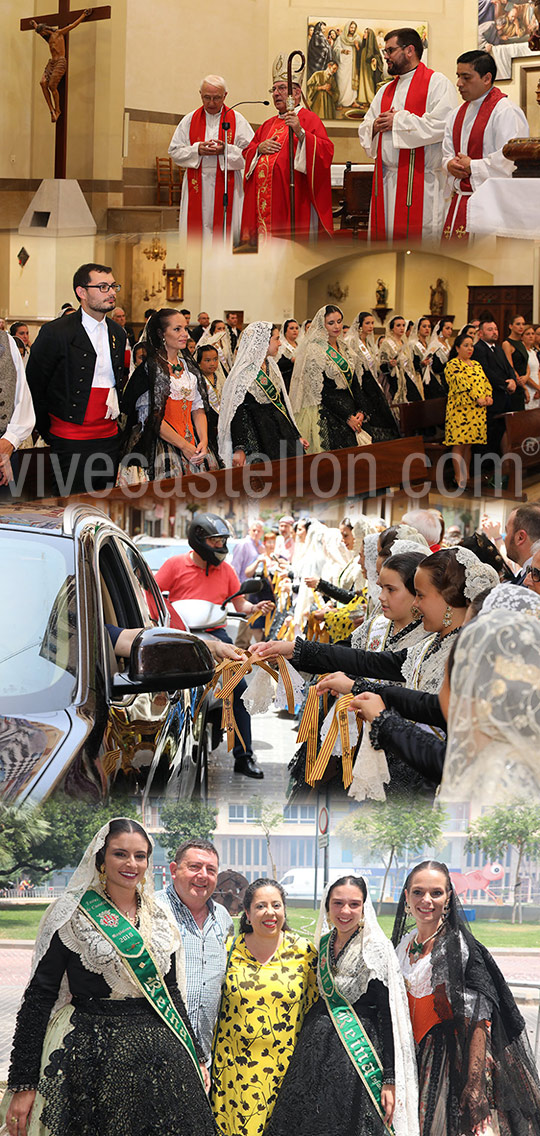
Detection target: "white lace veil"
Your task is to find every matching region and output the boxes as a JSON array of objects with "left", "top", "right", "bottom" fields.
[
  {"left": 481, "top": 582, "right": 540, "bottom": 618},
  {"left": 347, "top": 313, "right": 378, "bottom": 355},
  {"left": 289, "top": 306, "right": 354, "bottom": 414},
  {"left": 315, "top": 880, "right": 419, "bottom": 1136},
  {"left": 363, "top": 532, "right": 381, "bottom": 605},
  {"left": 29, "top": 818, "right": 156, "bottom": 977},
  {"left": 217, "top": 321, "right": 299, "bottom": 467},
  {"left": 440, "top": 610, "right": 540, "bottom": 805},
  {"left": 198, "top": 325, "right": 234, "bottom": 369},
  {"left": 454, "top": 546, "right": 500, "bottom": 600}
]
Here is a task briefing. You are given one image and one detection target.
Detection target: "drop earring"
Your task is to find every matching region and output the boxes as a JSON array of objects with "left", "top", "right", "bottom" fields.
[
  {"left": 442, "top": 605, "right": 453, "bottom": 628},
  {"left": 99, "top": 864, "right": 107, "bottom": 889}
]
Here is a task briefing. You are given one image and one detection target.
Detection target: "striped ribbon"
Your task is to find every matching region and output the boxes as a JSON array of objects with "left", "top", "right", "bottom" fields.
[
  {"left": 300, "top": 690, "right": 360, "bottom": 789},
  {"left": 194, "top": 655, "right": 297, "bottom": 752}
]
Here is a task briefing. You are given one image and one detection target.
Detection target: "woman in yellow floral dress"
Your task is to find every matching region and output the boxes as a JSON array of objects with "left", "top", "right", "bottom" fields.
[
  {"left": 210, "top": 879, "right": 318, "bottom": 1136},
  {"left": 444, "top": 332, "right": 493, "bottom": 489}
]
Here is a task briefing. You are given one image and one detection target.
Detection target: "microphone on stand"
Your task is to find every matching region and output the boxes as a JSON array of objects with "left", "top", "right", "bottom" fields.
[{"left": 222, "top": 102, "right": 270, "bottom": 239}]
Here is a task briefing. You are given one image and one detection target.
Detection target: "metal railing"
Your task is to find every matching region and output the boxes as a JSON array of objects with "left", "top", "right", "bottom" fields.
[{"left": 0, "top": 887, "right": 65, "bottom": 899}]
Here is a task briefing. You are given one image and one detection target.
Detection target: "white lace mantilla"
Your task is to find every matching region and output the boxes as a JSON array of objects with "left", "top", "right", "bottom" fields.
[
  {"left": 59, "top": 899, "right": 183, "bottom": 1001},
  {"left": 289, "top": 306, "right": 356, "bottom": 413},
  {"left": 315, "top": 887, "right": 419, "bottom": 1136}
]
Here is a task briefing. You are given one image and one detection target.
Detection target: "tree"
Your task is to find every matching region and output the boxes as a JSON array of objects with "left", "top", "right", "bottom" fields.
[
  {"left": 0, "top": 804, "right": 51, "bottom": 886},
  {"left": 160, "top": 801, "right": 218, "bottom": 860},
  {"left": 340, "top": 800, "right": 446, "bottom": 913},
  {"left": 466, "top": 802, "right": 540, "bottom": 924},
  {"left": 248, "top": 796, "right": 283, "bottom": 881}
]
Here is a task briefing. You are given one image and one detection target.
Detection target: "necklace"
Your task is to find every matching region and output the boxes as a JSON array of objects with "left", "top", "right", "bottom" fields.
[
  {"left": 422, "top": 625, "right": 460, "bottom": 665},
  {"left": 103, "top": 886, "right": 141, "bottom": 927},
  {"left": 388, "top": 617, "right": 422, "bottom": 644},
  {"left": 407, "top": 922, "right": 443, "bottom": 960}
]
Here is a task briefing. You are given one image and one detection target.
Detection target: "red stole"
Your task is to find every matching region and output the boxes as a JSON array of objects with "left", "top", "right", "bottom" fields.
[
  {"left": 442, "top": 87, "right": 507, "bottom": 243},
  {"left": 371, "top": 62, "right": 434, "bottom": 241},
  {"left": 187, "top": 106, "right": 237, "bottom": 237}
]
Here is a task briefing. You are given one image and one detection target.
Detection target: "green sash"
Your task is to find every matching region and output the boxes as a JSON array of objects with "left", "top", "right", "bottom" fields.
[
  {"left": 319, "top": 932, "right": 394, "bottom": 1130},
  {"left": 79, "top": 889, "right": 204, "bottom": 1086},
  {"left": 254, "top": 367, "right": 294, "bottom": 426},
  {"left": 326, "top": 344, "right": 355, "bottom": 396}
]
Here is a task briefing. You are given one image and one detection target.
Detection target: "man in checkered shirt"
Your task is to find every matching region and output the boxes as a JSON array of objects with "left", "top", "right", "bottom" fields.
[{"left": 157, "top": 838, "right": 233, "bottom": 1064}]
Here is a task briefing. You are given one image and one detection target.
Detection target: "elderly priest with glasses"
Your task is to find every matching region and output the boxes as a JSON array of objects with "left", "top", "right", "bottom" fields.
[{"left": 26, "top": 262, "right": 127, "bottom": 495}]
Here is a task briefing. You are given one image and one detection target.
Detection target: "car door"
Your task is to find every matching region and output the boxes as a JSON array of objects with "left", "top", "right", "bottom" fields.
[{"left": 94, "top": 533, "right": 204, "bottom": 799}]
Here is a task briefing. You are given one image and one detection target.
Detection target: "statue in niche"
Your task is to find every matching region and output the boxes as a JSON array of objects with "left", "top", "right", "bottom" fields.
[
  {"left": 429, "top": 278, "right": 447, "bottom": 317},
  {"left": 31, "top": 8, "right": 92, "bottom": 122},
  {"left": 375, "top": 279, "right": 388, "bottom": 306}
]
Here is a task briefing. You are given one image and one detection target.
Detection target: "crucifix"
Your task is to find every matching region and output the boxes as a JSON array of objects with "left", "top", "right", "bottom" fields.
[{"left": 20, "top": 3, "right": 111, "bottom": 180}]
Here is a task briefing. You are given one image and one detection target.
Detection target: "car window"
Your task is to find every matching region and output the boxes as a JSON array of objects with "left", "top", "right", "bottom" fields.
[{"left": 0, "top": 532, "right": 78, "bottom": 713}]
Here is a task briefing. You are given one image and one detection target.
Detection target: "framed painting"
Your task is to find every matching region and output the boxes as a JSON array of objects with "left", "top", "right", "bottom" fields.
[
  {"left": 478, "top": 1, "right": 539, "bottom": 80},
  {"left": 165, "top": 265, "right": 184, "bottom": 303},
  {"left": 306, "top": 17, "right": 429, "bottom": 123},
  {"left": 520, "top": 61, "right": 540, "bottom": 132}
]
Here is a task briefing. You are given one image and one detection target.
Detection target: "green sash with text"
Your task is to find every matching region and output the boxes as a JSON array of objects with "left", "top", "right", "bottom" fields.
[
  {"left": 254, "top": 367, "right": 293, "bottom": 425},
  {"left": 326, "top": 344, "right": 355, "bottom": 396},
  {"left": 319, "top": 932, "right": 393, "bottom": 1129},
  {"left": 78, "top": 888, "right": 204, "bottom": 1085}
]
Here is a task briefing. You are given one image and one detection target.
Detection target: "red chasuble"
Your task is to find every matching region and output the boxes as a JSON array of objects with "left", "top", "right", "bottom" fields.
[
  {"left": 370, "top": 62, "right": 434, "bottom": 242},
  {"left": 442, "top": 87, "right": 507, "bottom": 243},
  {"left": 240, "top": 107, "right": 334, "bottom": 242},
  {"left": 187, "top": 106, "right": 237, "bottom": 236}
]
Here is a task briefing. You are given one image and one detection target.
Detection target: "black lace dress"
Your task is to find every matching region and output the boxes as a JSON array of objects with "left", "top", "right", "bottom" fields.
[
  {"left": 5, "top": 928, "right": 216, "bottom": 1136},
  {"left": 266, "top": 932, "right": 395, "bottom": 1136},
  {"left": 230, "top": 390, "right": 302, "bottom": 461},
  {"left": 318, "top": 370, "right": 371, "bottom": 450}
]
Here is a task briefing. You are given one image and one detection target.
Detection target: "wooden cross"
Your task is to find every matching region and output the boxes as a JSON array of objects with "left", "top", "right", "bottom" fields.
[{"left": 21, "top": 3, "right": 111, "bottom": 179}]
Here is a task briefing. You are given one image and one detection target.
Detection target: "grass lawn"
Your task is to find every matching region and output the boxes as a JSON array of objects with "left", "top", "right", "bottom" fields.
[{"left": 1, "top": 903, "right": 539, "bottom": 949}]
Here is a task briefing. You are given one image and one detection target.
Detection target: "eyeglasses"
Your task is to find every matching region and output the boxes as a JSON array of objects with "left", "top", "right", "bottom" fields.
[
  {"left": 383, "top": 46, "right": 402, "bottom": 56},
  {"left": 525, "top": 566, "right": 540, "bottom": 583},
  {"left": 85, "top": 282, "right": 121, "bottom": 293}
]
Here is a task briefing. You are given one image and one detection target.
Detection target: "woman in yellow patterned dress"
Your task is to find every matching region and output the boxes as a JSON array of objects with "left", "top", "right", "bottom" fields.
[
  {"left": 210, "top": 879, "right": 318, "bottom": 1136},
  {"left": 444, "top": 332, "right": 492, "bottom": 489}
]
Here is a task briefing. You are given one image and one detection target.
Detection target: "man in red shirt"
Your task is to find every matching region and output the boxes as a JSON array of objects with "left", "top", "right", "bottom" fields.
[{"left": 156, "top": 514, "right": 273, "bottom": 778}]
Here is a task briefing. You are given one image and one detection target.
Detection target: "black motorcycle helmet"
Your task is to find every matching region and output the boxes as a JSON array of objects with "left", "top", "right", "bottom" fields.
[{"left": 187, "top": 513, "right": 231, "bottom": 570}]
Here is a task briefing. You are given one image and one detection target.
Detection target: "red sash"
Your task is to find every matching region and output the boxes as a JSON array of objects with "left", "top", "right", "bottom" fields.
[
  {"left": 371, "top": 62, "right": 434, "bottom": 241},
  {"left": 442, "top": 87, "right": 507, "bottom": 243},
  {"left": 187, "top": 106, "right": 237, "bottom": 237}
]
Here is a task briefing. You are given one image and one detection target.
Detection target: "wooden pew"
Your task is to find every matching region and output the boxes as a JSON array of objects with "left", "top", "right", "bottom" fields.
[
  {"left": 500, "top": 407, "right": 540, "bottom": 493},
  {"left": 19, "top": 437, "right": 428, "bottom": 504}
]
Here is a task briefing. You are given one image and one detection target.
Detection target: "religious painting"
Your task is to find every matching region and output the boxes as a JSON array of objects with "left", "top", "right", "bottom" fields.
[
  {"left": 165, "top": 265, "right": 184, "bottom": 303},
  {"left": 306, "top": 17, "right": 429, "bottom": 122},
  {"left": 520, "top": 62, "right": 540, "bottom": 132},
  {"left": 478, "top": 1, "right": 540, "bottom": 80}
]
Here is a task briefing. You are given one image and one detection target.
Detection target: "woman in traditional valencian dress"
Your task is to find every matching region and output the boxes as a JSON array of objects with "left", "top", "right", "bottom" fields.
[
  {"left": 210, "top": 878, "right": 317, "bottom": 1136},
  {"left": 378, "top": 316, "right": 425, "bottom": 405},
  {"left": 290, "top": 305, "right": 373, "bottom": 454},
  {"left": 276, "top": 318, "right": 300, "bottom": 393},
  {"left": 345, "top": 311, "right": 400, "bottom": 442},
  {"left": 393, "top": 860, "right": 540, "bottom": 1136},
  {"left": 444, "top": 332, "right": 492, "bottom": 489},
  {"left": 217, "top": 322, "right": 306, "bottom": 467},
  {"left": 251, "top": 548, "right": 498, "bottom": 800},
  {"left": 409, "top": 316, "right": 434, "bottom": 391},
  {"left": 425, "top": 318, "right": 453, "bottom": 399},
  {"left": 266, "top": 876, "right": 419, "bottom": 1136},
  {"left": 1, "top": 818, "right": 216, "bottom": 1136},
  {"left": 120, "top": 308, "right": 218, "bottom": 479}
]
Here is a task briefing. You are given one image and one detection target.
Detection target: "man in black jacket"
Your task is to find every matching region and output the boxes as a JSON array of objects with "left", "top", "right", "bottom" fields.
[
  {"left": 26, "top": 262, "right": 126, "bottom": 495},
  {"left": 473, "top": 318, "right": 516, "bottom": 455}
]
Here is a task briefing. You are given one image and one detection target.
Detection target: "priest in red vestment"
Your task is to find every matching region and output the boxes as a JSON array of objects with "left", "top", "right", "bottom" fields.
[{"left": 240, "top": 52, "right": 334, "bottom": 244}]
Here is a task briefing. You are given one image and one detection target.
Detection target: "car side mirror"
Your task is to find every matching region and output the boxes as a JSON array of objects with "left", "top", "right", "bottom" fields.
[
  {"left": 221, "top": 578, "right": 263, "bottom": 607},
  {"left": 111, "top": 627, "right": 214, "bottom": 695}
]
